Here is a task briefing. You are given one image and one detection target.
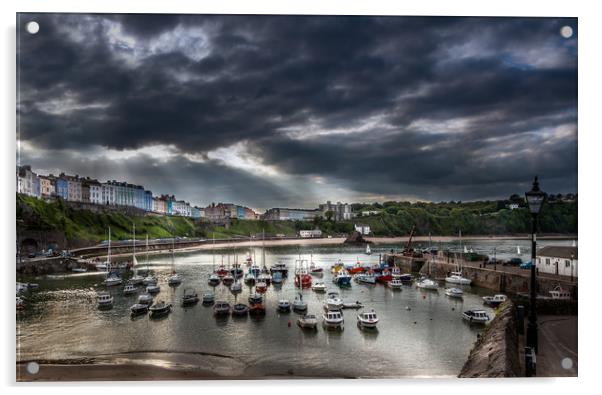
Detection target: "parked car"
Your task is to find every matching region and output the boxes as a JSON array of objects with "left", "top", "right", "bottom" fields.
[
  {"left": 519, "top": 261, "right": 533, "bottom": 270},
  {"left": 505, "top": 257, "right": 523, "bottom": 266}
]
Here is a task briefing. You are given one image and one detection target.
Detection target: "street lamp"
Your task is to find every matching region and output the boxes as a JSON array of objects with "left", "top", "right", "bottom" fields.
[{"left": 525, "top": 176, "right": 547, "bottom": 354}]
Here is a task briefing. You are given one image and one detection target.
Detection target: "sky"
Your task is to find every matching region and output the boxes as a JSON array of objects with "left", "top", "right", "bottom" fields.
[{"left": 16, "top": 14, "right": 578, "bottom": 211}]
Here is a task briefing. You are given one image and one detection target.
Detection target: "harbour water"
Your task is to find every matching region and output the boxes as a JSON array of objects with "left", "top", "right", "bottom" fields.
[{"left": 16, "top": 239, "right": 574, "bottom": 378}]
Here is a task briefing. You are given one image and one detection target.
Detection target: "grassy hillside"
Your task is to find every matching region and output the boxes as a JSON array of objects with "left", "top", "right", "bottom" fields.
[{"left": 17, "top": 194, "right": 200, "bottom": 243}]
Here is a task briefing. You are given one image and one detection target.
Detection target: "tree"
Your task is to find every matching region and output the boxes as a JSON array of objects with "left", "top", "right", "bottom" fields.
[{"left": 324, "top": 210, "right": 335, "bottom": 222}]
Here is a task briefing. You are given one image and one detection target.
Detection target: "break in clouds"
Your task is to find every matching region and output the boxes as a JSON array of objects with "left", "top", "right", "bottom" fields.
[{"left": 17, "top": 14, "right": 578, "bottom": 210}]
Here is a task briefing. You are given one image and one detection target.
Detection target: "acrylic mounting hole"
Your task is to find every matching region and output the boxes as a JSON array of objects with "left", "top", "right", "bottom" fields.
[
  {"left": 26, "top": 21, "right": 39, "bottom": 35},
  {"left": 560, "top": 26, "right": 573, "bottom": 39},
  {"left": 26, "top": 361, "right": 40, "bottom": 374}
]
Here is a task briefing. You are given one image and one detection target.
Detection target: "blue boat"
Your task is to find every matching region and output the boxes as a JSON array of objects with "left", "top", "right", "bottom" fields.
[{"left": 333, "top": 270, "right": 352, "bottom": 287}]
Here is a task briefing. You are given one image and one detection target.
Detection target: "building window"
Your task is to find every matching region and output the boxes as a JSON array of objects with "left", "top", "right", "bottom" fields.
[
  {"left": 545, "top": 258, "right": 550, "bottom": 265},
  {"left": 565, "top": 260, "right": 571, "bottom": 268}
]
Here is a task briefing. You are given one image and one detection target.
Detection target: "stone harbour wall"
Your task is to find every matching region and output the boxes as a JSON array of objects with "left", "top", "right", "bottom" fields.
[{"left": 459, "top": 301, "right": 521, "bottom": 378}]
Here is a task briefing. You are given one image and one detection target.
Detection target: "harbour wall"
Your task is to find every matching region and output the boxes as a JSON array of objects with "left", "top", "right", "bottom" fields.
[{"left": 459, "top": 301, "right": 521, "bottom": 377}]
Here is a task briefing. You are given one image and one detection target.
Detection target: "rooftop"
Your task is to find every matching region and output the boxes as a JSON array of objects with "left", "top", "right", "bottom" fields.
[{"left": 538, "top": 246, "right": 577, "bottom": 260}]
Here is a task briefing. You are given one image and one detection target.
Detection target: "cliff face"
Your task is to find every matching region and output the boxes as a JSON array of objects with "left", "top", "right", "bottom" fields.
[{"left": 459, "top": 302, "right": 521, "bottom": 378}]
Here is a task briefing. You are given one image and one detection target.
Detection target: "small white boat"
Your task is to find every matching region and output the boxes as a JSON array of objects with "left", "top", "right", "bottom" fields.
[
  {"left": 445, "top": 271, "right": 472, "bottom": 285},
  {"left": 71, "top": 267, "right": 88, "bottom": 273},
  {"left": 445, "top": 288, "right": 464, "bottom": 298},
  {"left": 130, "top": 274, "right": 144, "bottom": 285},
  {"left": 103, "top": 273, "right": 122, "bottom": 287},
  {"left": 208, "top": 273, "right": 221, "bottom": 286},
  {"left": 213, "top": 301, "right": 231, "bottom": 316},
  {"left": 143, "top": 275, "right": 157, "bottom": 285},
  {"left": 312, "top": 282, "right": 327, "bottom": 292},
  {"left": 181, "top": 288, "right": 199, "bottom": 306},
  {"left": 323, "top": 310, "right": 344, "bottom": 329},
  {"left": 355, "top": 272, "right": 376, "bottom": 285},
  {"left": 137, "top": 292, "right": 153, "bottom": 305},
  {"left": 388, "top": 278, "right": 403, "bottom": 289},
  {"left": 357, "top": 309, "right": 379, "bottom": 329},
  {"left": 416, "top": 278, "right": 438, "bottom": 290},
  {"left": 277, "top": 299, "right": 291, "bottom": 312},
  {"left": 95, "top": 262, "right": 109, "bottom": 271},
  {"left": 146, "top": 284, "right": 160, "bottom": 294},
  {"left": 482, "top": 294, "right": 507, "bottom": 306},
  {"left": 16, "top": 282, "right": 28, "bottom": 294},
  {"left": 123, "top": 282, "right": 137, "bottom": 295},
  {"left": 168, "top": 272, "right": 183, "bottom": 286},
  {"left": 325, "top": 291, "right": 343, "bottom": 310},
  {"left": 298, "top": 314, "right": 318, "bottom": 329},
  {"left": 549, "top": 286, "right": 571, "bottom": 300},
  {"left": 462, "top": 309, "right": 490, "bottom": 324},
  {"left": 232, "top": 303, "right": 249, "bottom": 316},
  {"left": 365, "top": 244, "right": 372, "bottom": 255},
  {"left": 230, "top": 281, "right": 242, "bottom": 293},
  {"left": 292, "top": 294, "right": 308, "bottom": 312},
  {"left": 97, "top": 292, "right": 113, "bottom": 308},
  {"left": 130, "top": 303, "right": 149, "bottom": 315},
  {"left": 149, "top": 300, "right": 172, "bottom": 317},
  {"left": 202, "top": 292, "right": 215, "bottom": 304}
]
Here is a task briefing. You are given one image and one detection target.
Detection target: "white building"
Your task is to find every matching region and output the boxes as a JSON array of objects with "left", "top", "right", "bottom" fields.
[
  {"left": 89, "top": 182, "right": 103, "bottom": 204},
  {"left": 319, "top": 201, "right": 352, "bottom": 221},
  {"left": 361, "top": 210, "right": 381, "bottom": 216},
  {"left": 299, "top": 229, "right": 323, "bottom": 238},
  {"left": 354, "top": 224, "right": 371, "bottom": 235},
  {"left": 17, "top": 165, "right": 39, "bottom": 197},
  {"left": 66, "top": 176, "right": 82, "bottom": 202},
  {"left": 536, "top": 246, "right": 578, "bottom": 278},
  {"left": 101, "top": 183, "right": 117, "bottom": 205}
]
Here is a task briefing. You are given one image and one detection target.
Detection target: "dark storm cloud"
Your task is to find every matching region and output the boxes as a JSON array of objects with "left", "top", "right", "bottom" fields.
[{"left": 17, "top": 14, "right": 577, "bottom": 203}]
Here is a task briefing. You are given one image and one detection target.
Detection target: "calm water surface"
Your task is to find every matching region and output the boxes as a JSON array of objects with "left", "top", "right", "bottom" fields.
[{"left": 16, "top": 239, "right": 574, "bottom": 378}]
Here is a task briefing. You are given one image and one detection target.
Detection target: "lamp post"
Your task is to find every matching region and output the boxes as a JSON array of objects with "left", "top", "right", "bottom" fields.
[
  {"left": 570, "top": 254, "right": 574, "bottom": 282},
  {"left": 525, "top": 176, "right": 547, "bottom": 354}
]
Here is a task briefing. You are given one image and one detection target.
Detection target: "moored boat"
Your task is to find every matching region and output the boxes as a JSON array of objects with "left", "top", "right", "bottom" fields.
[
  {"left": 462, "top": 309, "right": 490, "bottom": 325},
  {"left": 342, "top": 300, "right": 363, "bottom": 309},
  {"left": 271, "top": 272, "right": 283, "bottom": 284},
  {"left": 325, "top": 291, "right": 343, "bottom": 310},
  {"left": 146, "top": 284, "right": 160, "bottom": 294},
  {"left": 297, "top": 314, "right": 318, "bottom": 329},
  {"left": 416, "top": 278, "right": 438, "bottom": 290},
  {"left": 445, "top": 287, "right": 464, "bottom": 298},
  {"left": 549, "top": 286, "right": 571, "bottom": 300},
  {"left": 333, "top": 270, "right": 352, "bottom": 287},
  {"left": 213, "top": 301, "right": 231, "bottom": 316},
  {"left": 312, "top": 282, "right": 327, "bottom": 292},
  {"left": 323, "top": 310, "right": 344, "bottom": 329},
  {"left": 232, "top": 303, "right": 249, "bottom": 316},
  {"left": 137, "top": 292, "right": 153, "bottom": 305},
  {"left": 182, "top": 288, "right": 199, "bottom": 306},
  {"left": 208, "top": 273, "right": 221, "bottom": 286},
  {"left": 292, "top": 294, "right": 308, "bottom": 312},
  {"left": 482, "top": 294, "right": 507, "bottom": 306},
  {"left": 97, "top": 292, "right": 113, "bottom": 309},
  {"left": 149, "top": 300, "right": 172, "bottom": 317},
  {"left": 202, "top": 292, "right": 215, "bottom": 305},
  {"left": 355, "top": 271, "right": 376, "bottom": 285},
  {"left": 388, "top": 278, "right": 403, "bottom": 289},
  {"left": 357, "top": 309, "right": 379, "bottom": 329},
  {"left": 123, "top": 281, "right": 137, "bottom": 295},
  {"left": 130, "top": 303, "right": 149, "bottom": 315},
  {"left": 270, "top": 263, "right": 288, "bottom": 277},
  {"left": 445, "top": 271, "right": 472, "bottom": 285},
  {"left": 277, "top": 299, "right": 291, "bottom": 313}
]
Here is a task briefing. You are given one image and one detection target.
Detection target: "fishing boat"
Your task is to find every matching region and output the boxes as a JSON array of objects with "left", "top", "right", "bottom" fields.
[
  {"left": 146, "top": 284, "right": 160, "bottom": 294},
  {"left": 250, "top": 264, "right": 262, "bottom": 277},
  {"left": 230, "top": 280, "right": 242, "bottom": 293},
  {"left": 232, "top": 303, "right": 249, "bottom": 316},
  {"left": 357, "top": 309, "right": 379, "bottom": 329},
  {"left": 482, "top": 294, "right": 507, "bottom": 306},
  {"left": 348, "top": 263, "right": 365, "bottom": 274},
  {"left": 271, "top": 271, "right": 283, "bottom": 285},
  {"left": 182, "top": 288, "right": 199, "bottom": 306},
  {"left": 330, "top": 259, "right": 345, "bottom": 274},
  {"left": 355, "top": 271, "right": 376, "bottom": 285},
  {"left": 312, "top": 282, "right": 327, "bottom": 292},
  {"left": 149, "top": 300, "right": 172, "bottom": 317},
  {"left": 167, "top": 237, "right": 183, "bottom": 286},
  {"left": 255, "top": 280, "right": 268, "bottom": 293},
  {"left": 129, "top": 225, "right": 144, "bottom": 285},
  {"left": 294, "top": 259, "right": 312, "bottom": 288},
  {"left": 244, "top": 271, "right": 256, "bottom": 285},
  {"left": 270, "top": 262, "right": 289, "bottom": 276},
  {"left": 333, "top": 270, "right": 352, "bottom": 287},
  {"left": 249, "top": 302, "right": 266, "bottom": 316},
  {"left": 365, "top": 244, "right": 372, "bottom": 255},
  {"left": 445, "top": 271, "right": 472, "bottom": 285},
  {"left": 137, "top": 292, "right": 153, "bottom": 305},
  {"left": 549, "top": 286, "right": 571, "bottom": 300},
  {"left": 462, "top": 309, "right": 490, "bottom": 325},
  {"left": 277, "top": 299, "right": 291, "bottom": 313},
  {"left": 375, "top": 269, "right": 393, "bottom": 284},
  {"left": 208, "top": 273, "right": 221, "bottom": 286},
  {"left": 202, "top": 292, "right": 215, "bottom": 305},
  {"left": 325, "top": 291, "right": 343, "bottom": 310},
  {"left": 323, "top": 310, "right": 344, "bottom": 329},
  {"left": 123, "top": 281, "right": 137, "bottom": 296},
  {"left": 248, "top": 293, "right": 263, "bottom": 305},
  {"left": 416, "top": 278, "right": 438, "bottom": 290},
  {"left": 391, "top": 267, "right": 401, "bottom": 279},
  {"left": 96, "top": 292, "right": 113, "bottom": 309},
  {"left": 445, "top": 287, "right": 464, "bottom": 298},
  {"left": 130, "top": 303, "right": 149, "bottom": 316},
  {"left": 297, "top": 314, "right": 318, "bottom": 329},
  {"left": 213, "top": 301, "right": 231, "bottom": 316},
  {"left": 292, "top": 294, "right": 308, "bottom": 312},
  {"left": 388, "top": 278, "right": 403, "bottom": 289},
  {"left": 222, "top": 272, "right": 234, "bottom": 286}
]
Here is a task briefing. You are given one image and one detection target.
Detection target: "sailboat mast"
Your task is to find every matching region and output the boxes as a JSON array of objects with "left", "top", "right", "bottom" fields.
[
  {"left": 212, "top": 232, "right": 215, "bottom": 270},
  {"left": 133, "top": 223, "right": 136, "bottom": 257}
]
